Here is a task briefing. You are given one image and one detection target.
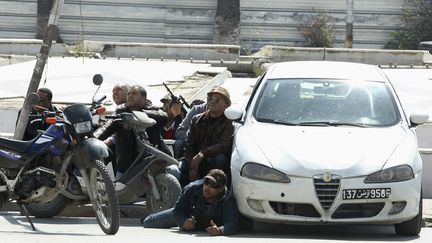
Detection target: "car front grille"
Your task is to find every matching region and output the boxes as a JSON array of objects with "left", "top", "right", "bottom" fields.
[
  {"left": 269, "top": 201, "right": 321, "bottom": 217},
  {"left": 331, "top": 203, "right": 385, "bottom": 219},
  {"left": 314, "top": 174, "right": 341, "bottom": 211}
]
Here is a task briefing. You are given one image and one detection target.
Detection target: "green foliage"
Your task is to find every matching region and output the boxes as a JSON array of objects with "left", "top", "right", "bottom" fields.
[
  {"left": 299, "top": 13, "right": 335, "bottom": 47},
  {"left": 386, "top": 0, "right": 432, "bottom": 50},
  {"left": 69, "top": 41, "right": 87, "bottom": 57}
]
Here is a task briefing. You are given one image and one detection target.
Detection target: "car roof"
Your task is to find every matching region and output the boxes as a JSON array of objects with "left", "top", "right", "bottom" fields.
[{"left": 265, "top": 61, "right": 388, "bottom": 82}]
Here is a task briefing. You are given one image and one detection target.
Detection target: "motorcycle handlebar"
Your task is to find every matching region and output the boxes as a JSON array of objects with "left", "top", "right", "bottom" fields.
[{"left": 94, "top": 95, "right": 107, "bottom": 105}]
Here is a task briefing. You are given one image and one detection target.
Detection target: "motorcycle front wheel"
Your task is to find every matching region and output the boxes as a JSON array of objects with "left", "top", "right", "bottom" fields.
[{"left": 88, "top": 159, "right": 120, "bottom": 235}]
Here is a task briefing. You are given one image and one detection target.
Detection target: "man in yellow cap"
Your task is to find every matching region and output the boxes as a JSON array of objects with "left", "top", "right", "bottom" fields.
[{"left": 179, "top": 86, "right": 234, "bottom": 187}]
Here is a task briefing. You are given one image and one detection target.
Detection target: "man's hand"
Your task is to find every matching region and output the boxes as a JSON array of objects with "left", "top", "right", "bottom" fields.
[
  {"left": 188, "top": 169, "right": 199, "bottom": 181},
  {"left": 190, "top": 152, "right": 204, "bottom": 171},
  {"left": 182, "top": 217, "right": 196, "bottom": 231},
  {"left": 170, "top": 102, "right": 182, "bottom": 117},
  {"left": 103, "top": 137, "right": 114, "bottom": 146},
  {"left": 206, "top": 220, "right": 222, "bottom": 236},
  {"left": 188, "top": 152, "right": 204, "bottom": 181}
]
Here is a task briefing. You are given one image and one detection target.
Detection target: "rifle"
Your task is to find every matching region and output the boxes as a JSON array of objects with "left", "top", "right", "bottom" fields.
[{"left": 162, "top": 82, "right": 191, "bottom": 115}]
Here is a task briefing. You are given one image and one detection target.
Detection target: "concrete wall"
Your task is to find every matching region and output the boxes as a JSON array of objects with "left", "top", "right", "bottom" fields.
[
  {"left": 0, "top": 0, "right": 407, "bottom": 51},
  {"left": 0, "top": 109, "right": 18, "bottom": 134},
  {"left": 252, "top": 46, "right": 432, "bottom": 66}
]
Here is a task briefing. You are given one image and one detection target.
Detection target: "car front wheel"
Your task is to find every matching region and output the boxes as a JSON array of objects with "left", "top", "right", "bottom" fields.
[{"left": 394, "top": 195, "right": 422, "bottom": 236}]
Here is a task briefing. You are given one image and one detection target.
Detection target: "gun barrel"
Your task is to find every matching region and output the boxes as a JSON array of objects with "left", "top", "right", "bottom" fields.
[{"left": 163, "top": 82, "right": 190, "bottom": 112}]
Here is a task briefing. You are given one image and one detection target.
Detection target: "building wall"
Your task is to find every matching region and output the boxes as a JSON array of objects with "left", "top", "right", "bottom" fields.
[{"left": 0, "top": 0, "right": 405, "bottom": 50}]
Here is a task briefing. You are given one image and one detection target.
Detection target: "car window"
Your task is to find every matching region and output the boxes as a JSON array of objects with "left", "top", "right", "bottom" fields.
[{"left": 253, "top": 79, "right": 400, "bottom": 127}]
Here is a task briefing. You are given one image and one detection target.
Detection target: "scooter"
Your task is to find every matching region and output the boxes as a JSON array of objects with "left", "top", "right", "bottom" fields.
[
  {"left": 0, "top": 75, "right": 120, "bottom": 235},
  {"left": 110, "top": 111, "right": 182, "bottom": 213}
]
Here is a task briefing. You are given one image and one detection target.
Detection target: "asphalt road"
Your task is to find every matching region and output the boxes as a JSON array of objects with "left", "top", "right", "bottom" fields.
[{"left": 1, "top": 211, "right": 432, "bottom": 243}]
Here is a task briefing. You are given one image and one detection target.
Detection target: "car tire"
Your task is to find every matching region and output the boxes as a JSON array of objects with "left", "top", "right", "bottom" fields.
[
  {"left": 239, "top": 213, "right": 254, "bottom": 232},
  {"left": 394, "top": 194, "right": 422, "bottom": 236}
]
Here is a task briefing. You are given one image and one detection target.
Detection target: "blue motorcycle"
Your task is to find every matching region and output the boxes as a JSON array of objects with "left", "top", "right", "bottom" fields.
[{"left": 0, "top": 75, "right": 120, "bottom": 235}]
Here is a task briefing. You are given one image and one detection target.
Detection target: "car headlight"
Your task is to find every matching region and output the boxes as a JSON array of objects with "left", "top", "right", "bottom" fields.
[
  {"left": 73, "top": 121, "right": 92, "bottom": 134},
  {"left": 364, "top": 165, "right": 414, "bottom": 183},
  {"left": 241, "top": 162, "right": 290, "bottom": 183}
]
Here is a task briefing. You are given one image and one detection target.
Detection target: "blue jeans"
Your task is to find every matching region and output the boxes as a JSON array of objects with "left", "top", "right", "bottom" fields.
[
  {"left": 173, "top": 138, "right": 186, "bottom": 160},
  {"left": 166, "top": 164, "right": 180, "bottom": 180},
  {"left": 142, "top": 208, "right": 177, "bottom": 228}
]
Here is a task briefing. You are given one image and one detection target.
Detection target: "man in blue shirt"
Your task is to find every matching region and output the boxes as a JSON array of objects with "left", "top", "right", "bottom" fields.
[{"left": 143, "top": 169, "right": 239, "bottom": 236}]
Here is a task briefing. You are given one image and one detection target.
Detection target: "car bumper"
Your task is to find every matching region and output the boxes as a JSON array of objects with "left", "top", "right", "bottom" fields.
[{"left": 232, "top": 167, "right": 422, "bottom": 225}]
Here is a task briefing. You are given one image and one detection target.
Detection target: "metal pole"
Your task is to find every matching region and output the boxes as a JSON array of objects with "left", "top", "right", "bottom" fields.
[
  {"left": 14, "top": 0, "right": 64, "bottom": 140},
  {"left": 345, "top": 0, "right": 354, "bottom": 48}
]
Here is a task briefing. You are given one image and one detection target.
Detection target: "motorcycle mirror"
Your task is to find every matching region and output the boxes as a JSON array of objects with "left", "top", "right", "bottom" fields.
[
  {"left": 27, "top": 92, "right": 40, "bottom": 106},
  {"left": 93, "top": 74, "right": 103, "bottom": 86}
]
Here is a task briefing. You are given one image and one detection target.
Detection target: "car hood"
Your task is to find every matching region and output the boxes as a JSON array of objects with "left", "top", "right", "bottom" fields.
[{"left": 239, "top": 123, "right": 409, "bottom": 178}]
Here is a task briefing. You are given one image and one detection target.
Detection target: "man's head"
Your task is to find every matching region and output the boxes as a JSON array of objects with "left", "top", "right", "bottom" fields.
[
  {"left": 160, "top": 94, "right": 172, "bottom": 112},
  {"left": 35, "top": 87, "right": 53, "bottom": 112},
  {"left": 202, "top": 169, "right": 227, "bottom": 200},
  {"left": 112, "top": 83, "right": 130, "bottom": 105},
  {"left": 127, "top": 85, "right": 147, "bottom": 111},
  {"left": 207, "top": 86, "right": 231, "bottom": 117}
]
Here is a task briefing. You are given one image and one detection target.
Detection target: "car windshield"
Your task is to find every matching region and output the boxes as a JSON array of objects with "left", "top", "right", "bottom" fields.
[{"left": 253, "top": 79, "right": 400, "bottom": 127}]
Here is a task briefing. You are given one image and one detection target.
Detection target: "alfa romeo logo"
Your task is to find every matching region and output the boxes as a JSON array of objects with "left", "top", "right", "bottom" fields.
[{"left": 322, "top": 172, "right": 332, "bottom": 182}]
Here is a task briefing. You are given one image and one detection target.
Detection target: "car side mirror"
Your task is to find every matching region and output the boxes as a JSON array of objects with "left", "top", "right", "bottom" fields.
[
  {"left": 409, "top": 113, "right": 429, "bottom": 127},
  {"left": 225, "top": 105, "right": 244, "bottom": 122}
]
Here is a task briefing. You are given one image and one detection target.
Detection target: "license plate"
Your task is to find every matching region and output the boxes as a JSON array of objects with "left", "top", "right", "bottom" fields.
[{"left": 342, "top": 188, "right": 391, "bottom": 200}]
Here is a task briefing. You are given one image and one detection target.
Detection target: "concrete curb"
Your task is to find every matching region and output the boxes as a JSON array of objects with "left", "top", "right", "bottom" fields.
[
  {"left": 252, "top": 45, "right": 432, "bottom": 66},
  {"left": 188, "top": 69, "right": 232, "bottom": 102},
  {"left": 2, "top": 39, "right": 432, "bottom": 66},
  {"left": 423, "top": 199, "right": 432, "bottom": 227}
]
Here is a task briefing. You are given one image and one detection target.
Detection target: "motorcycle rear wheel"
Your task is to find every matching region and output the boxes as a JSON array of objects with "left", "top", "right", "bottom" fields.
[
  {"left": 88, "top": 159, "right": 120, "bottom": 235},
  {"left": 148, "top": 173, "right": 181, "bottom": 213},
  {"left": 25, "top": 194, "right": 71, "bottom": 218}
]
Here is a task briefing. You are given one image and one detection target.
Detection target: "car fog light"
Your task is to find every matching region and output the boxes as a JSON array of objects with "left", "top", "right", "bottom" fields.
[
  {"left": 389, "top": 201, "right": 407, "bottom": 215},
  {"left": 247, "top": 199, "right": 265, "bottom": 213}
]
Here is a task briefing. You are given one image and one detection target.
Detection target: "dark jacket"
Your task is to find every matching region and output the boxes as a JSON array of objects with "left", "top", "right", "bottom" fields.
[
  {"left": 98, "top": 105, "right": 168, "bottom": 173},
  {"left": 16, "top": 105, "right": 58, "bottom": 140},
  {"left": 173, "top": 179, "right": 239, "bottom": 235},
  {"left": 174, "top": 103, "right": 207, "bottom": 139},
  {"left": 184, "top": 111, "right": 234, "bottom": 160}
]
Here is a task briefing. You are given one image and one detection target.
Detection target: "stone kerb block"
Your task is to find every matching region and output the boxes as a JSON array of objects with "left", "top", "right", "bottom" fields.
[
  {"left": 255, "top": 45, "right": 432, "bottom": 66},
  {"left": 84, "top": 41, "right": 240, "bottom": 61}
]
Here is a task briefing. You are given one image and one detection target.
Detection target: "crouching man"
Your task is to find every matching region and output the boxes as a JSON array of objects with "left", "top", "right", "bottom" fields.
[{"left": 143, "top": 169, "right": 239, "bottom": 236}]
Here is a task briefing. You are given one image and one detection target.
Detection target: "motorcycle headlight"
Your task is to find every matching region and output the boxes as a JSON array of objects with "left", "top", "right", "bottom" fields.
[
  {"left": 241, "top": 162, "right": 290, "bottom": 183},
  {"left": 73, "top": 121, "right": 92, "bottom": 134},
  {"left": 364, "top": 165, "right": 414, "bottom": 183}
]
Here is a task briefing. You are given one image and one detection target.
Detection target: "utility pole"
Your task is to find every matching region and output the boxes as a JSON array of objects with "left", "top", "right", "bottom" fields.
[
  {"left": 345, "top": 0, "right": 354, "bottom": 48},
  {"left": 213, "top": 0, "right": 241, "bottom": 45},
  {"left": 14, "top": 0, "right": 64, "bottom": 140}
]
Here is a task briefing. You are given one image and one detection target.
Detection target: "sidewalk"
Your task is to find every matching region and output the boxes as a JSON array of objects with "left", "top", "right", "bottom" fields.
[{"left": 424, "top": 199, "right": 432, "bottom": 227}]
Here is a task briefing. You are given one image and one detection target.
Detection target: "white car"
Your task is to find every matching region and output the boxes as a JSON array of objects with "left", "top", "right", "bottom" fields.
[{"left": 225, "top": 61, "right": 429, "bottom": 236}]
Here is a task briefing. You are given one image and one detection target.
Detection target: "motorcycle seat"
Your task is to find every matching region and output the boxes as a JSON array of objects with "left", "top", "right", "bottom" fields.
[{"left": 0, "top": 133, "right": 41, "bottom": 153}]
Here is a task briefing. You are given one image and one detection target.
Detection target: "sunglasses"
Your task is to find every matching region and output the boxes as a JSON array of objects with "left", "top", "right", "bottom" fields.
[{"left": 204, "top": 178, "right": 222, "bottom": 189}]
